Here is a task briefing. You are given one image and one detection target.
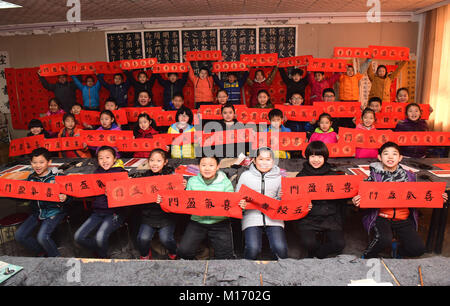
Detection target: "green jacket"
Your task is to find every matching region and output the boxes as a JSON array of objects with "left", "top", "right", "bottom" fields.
[{"left": 186, "top": 170, "right": 233, "bottom": 224}]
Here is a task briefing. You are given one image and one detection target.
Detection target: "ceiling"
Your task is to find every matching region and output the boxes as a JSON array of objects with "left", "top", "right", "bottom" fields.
[{"left": 0, "top": 0, "right": 445, "bottom": 27}]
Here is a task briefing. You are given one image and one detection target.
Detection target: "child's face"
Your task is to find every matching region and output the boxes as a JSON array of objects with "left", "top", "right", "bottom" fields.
[
  {"left": 177, "top": 113, "right": 190, "bottom": 125},
  {"left": 346, "top": 67, "right": 354, "bottom": 77},
  {"left": 362, "top": 112, "right": 375, "bottom": 128},
  {"left": 71, "top": 105, "right": 82, "bottom": 115},
  {"left": 270, "top": 116, "right": 283, "bottom": 129},
  {"left": 255, "top": 71, "right": 265, "bottom": 82},
  {"left": 114, "top": 75, "right": 123, "bottom": 85},
  {"left": 31, "top": 155, "right": 51, "bottom": 177},
  {"left": 289, "top": 94, "right": 303, "bottom": 106},
  {"left": 323, "top": 92, "right": 335, "bottom": 102},
  {"left": 217, "top": 91, "right": 228, "bottom": 105},
  {"left": 97, "top": 149, "right": 116, "bottom": 171},
  {"left": 30, "top": 127, "right": 43, "bottom": 136},
  {"left": 319, "top": 117, "right": 332, "bottom": 132},
  {"left": 292, "top": 73, "right": 302, "bottom": 82},
  {"left": 64, "top": 117, "right": 76, "bottom": 130},
  {"left": 199, "top": 70, "right": 208, "bottom": 79},
  {"left": 100, "top": 114, "right": 114, "bottom": 129},
  {"left": 172, "top": 96, "right": 184, "bottom": 109},
  {"left": 104, "top": 101, "right": 118, "bottom": 111},
  {"left": 138, "top": 73, "right": 148, "bottom": 83},
  {"left": 257, "top": 92, "right": 269, "bottom": 107},
  {"left": 49, "top": 101, "right": 59, "bottom": 113},
  {"left": 397, "top": 90, "right": 409, "bottom": 103},
  {"left": 308, "top": 154, "right": 325, "bottom": 169},
  {"left": 227, "top": 74, "right": 237, "bottom": 83},
  {"left": 138, "top": 93, "right": 151, "bottom": 106},
  {"left": 86, "top": 78, "right": 94, "bottom": 87},
  {"left": 138, "top": 117, "right": 151, "bottom": 131},
  {"left": 58, "top": 75, "right": 67, "bottom": 84},
  {"left": 377, "top": 67, "right": 387, "bottom": 78},
  {"left": 406, "top": 106, "right": 421, "bottom": 121},
  {"left": 148, "top": 152, "right": 168, "bottom": 174},
  {"left": 254, "top": 150, "right": 274, "bottom": 173},
  {"left": 199, "top": 157, "right": 219, "bottom": 180},
  {"left": 378, "top": 147, "right": 403, "bottom": 171},
  {"left": 222, "top": 107, "right": 235, "bottom": 122},
  {"left": 314, "top": 72, "right": 324, "bottom": 82},
  {"left": 369, "top": 102, "right": 382, "bottom": 113},
  {"left": 168, "top": 74, "right": 178, "bottom": 83}
]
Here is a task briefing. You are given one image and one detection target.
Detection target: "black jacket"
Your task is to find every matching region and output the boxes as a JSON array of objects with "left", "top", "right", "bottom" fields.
[
  {"left": 124, "top": 70, "right": 157, "bottom": 106},
  {"left": 154, "top": 73, "right": 188, "bottom": 110},
  {"left": 38, "top": 76, "right": 77, "bottom": 113},
  {"left": 278, "top": 68, "right": 308, "bottom": 101}
]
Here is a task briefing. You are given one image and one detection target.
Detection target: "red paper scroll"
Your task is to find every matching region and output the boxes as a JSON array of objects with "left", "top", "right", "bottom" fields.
[
  {"left": 9, "top": 135, "right": 44, "bottom": 157},
  {"left": 369, "top": 46, "right": 410, "bottom": 61},
  {"left": 116, "top": 137, "right": 169, "bottom": 152},
  {"left": 0, "top": 179, "right": 61, "bottom": 202},
  {"left": 239, "top": 185, "right": 310, "bottom": 221},
  {"left": 152, "top": 63, "right": 189, "bottom": 74},
  {"left": 307, "top": 58, "right": 347, "bottom": 72},
  {"left": 278, "top": 55, "right": 313, "bottom": 68},
  {"left": 275, "top": 105, "right": 320, "bottom": 122},
  {"left": 240, "top": 54, "right": 278, "bottom": 67},
  {"left": 79, "top": 110, "right": 101, "bottom": 125},
  {"left": 106, "top": 174, "right": 185, "bottom": 208},
  {"left": 56, "top": 172, "right": 129, "bottom": 197},
  {"left": 122, "top": 107, "right": 164, "bottom": 122},
  {"left": 201, "top": 129, "right": 254, "bottom": 147},
  {"left": 333, "top": 47, "right": 372, "bottom": 58},
  {"left": 121, "top": 58, "right": 157, "bottom": 70},
  {"left": 41, "top": 138, "right": 63, "bottom": 152},
  {"left": 251, "top": 132, "right": 307, "bottom": 151},
  {"left": 80, "top": 130, "right": 134, "bottom": 147},
  {"left": 327, "top": 142, "right": 356, "bottom": 157},
  {"left": 40, "top": 114, "right": 65, "bottom": 133},
  {"left": 153, "top": 111, "right": 177, "bottom": 126},
  {"left": 339, "top": 127, "right": 395, "bottom": 149},
  {"left": 313, "top": 102, "right": 361, "bottom": 118},
  {"left": 186, "top": 51, "right": 223, "bottom": 62},
  {"left": 390, "top": 132, "right": 450, "bottom": 147},
  {"left": 382, "top": 103, "right": 431, "bottom": 120},
  {"left": 236, "top": 108, "right": 270, "bottom": 124},
  {"left": 157, "top": 190, "right": 243, "bottom": 219},
  {"left": 358, "top": 182, "right": 446, "bottom": 208},
  {"left": 199, "top": 105, "right": 222, "bottom": 120},
  {"left": 68, "top": 62, "right": 97, "bottom": 75},
  {"left": 212, "top": 61, "right": 248, "bottom": 73},
  {"left": 282, "top": 175, "right": 364, "bottom": 201},
  {"left": 59, "top": 137, "right": 85, "bottom": 151},
  {"left": 39, "top": 62, "right": 75, "bottom": 76}
]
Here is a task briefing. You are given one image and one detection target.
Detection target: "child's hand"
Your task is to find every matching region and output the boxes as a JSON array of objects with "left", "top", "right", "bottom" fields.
[
  {"left": 443, "top": 193, "right": 449, "bottom": 203},
  {"left": 308, "top": 202, "right": 313, "bottom": 211},
  {"left": 156, "top": 194, "right": 162, "bottom": 204},
  {"left": 37, "top": 69, "right": 41, "bottom": 76},
  {"left": 238, "top": 199, "right": 247, "bottom": 210},
  {"left": 82, "top": 142, "right": 88, "bottom": 149},
  {"left": 310, "top": 119, "right": 316, "bottom": 125},
  {"left": 182, "top": 179, "right": 187, "bottom": 189},
  {"left": 352, "top": 195, "right": 361, "bottom": 207},
  {"left": 59, "top": 194, "right": 67, "bottom": 202}
]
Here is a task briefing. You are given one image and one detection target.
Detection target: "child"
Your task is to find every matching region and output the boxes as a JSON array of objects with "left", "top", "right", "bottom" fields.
[
  {"left": 70, "top": 104, "right": 83, "bottom": 116},
  {"left": 37, "top": 71, "right": 77, "bottom": 113},
  {"left": 72, "top": 75, "right": 101, "bottom": 111},
  {"left": 168, "top": 93, "right": 189, "bottom": 112},
  {"left": 352, "top": 142, "right": 448, "bottom": 258},
  {"left": 27, "top": 119, "right": 51, "bottom": 138},
  {"left": 74, "top": 146, "right": 129, "bottom": 258},
  {"left": 367, "top": 59, "right": 407, "bottom": 102},
  {"left": 167, "top": 107, "right": 196, "bottom": 158},
  {"left": 246, "top": 67, "right": 277, "bottom": 108},
  {"left": 124, "top": 70, "right": 156, "bottom": 106},
  {"left": 322, "top": 88, "right": 336, "bottom": 102},
  {"left": 133, "top": 113, "right": 159, "bottom": 158},
  {"left": 135, "top": 90, "right": 154, "bottom": 107},
  {"left": 58, "top": 113, "right": 91, "bottom": 158},
  {"left": 46, "top": 98, "right": 65, "bottom": 116},
  {"left": 255, "top": 89, "right": 274, "bottom": 109},
  {"left": 188, "top": 63, "right": 215, "bottom": 109},
  {"left": 394, "top": 103, "right": 429, "bottom": 158},
  {"left": 218, "top": 103, "right": 246, "bottom": 158},
  {"left": 104, "top": 98, "right": 119, "bottom": 111},
  {"left": 215, "top": 89, "right": 229, "bottom": 106},
  {"left": 396, "top": 87, "right": 409, "bottom": 103},
  {"left": 98, "top": 73, "right": 131, "bottom": 108},
  {"left": 278, "top": 67, "right": 308, "bottom": 103},
  {"left": 339, "top": 65, "right": 363, "bottom": 102},
  {"left": 177, "top": 155, "right": 235, "bottom": 259},
  {"left": 267, "top": 109, "right": 291, "bottom": 159},
  {"left": 307, "top": 71, "right": 341, "bottom": 105},
  {"left": 15, "top": 148, "right": 69, "bottom": 257},
  {"left": 236, "top": 147, "right": 288, "bottom": 260},
  {"left": 154, "top": 72, "right": 188, "bottom": 111},
  {"left": 132, "top": 149, "right": 177, "bottom": 260},
  {"left": 213, "top": 71, "right": 249, "bottom": 105},
  {"left": 309, "top": 113, "right": 338, "bottom": 144},
  {"left": 284, "top": 92, "right": 314, "bottom": 134},
  {"left": 355, "top": 108, "right": 378, "bottom": 159},
  {"left": 367, "top": 97, "right": 382, "bottom": 113},
  {"left": 98, "top": 110, "right": 121, "bottom": 131},
  {"left": 295, "top": 141, "right": 346, "bottom": 259}
]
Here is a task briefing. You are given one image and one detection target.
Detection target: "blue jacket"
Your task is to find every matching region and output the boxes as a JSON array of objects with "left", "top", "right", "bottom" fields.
[
  {"left": 213, "top": 71, "right": 249, "bottom": 104},
  {"left": 72, "top": 75, "right": 101, "bottom": 109},
  {"left": 98, "top": 74, "right": 131, "bottom": 108}
]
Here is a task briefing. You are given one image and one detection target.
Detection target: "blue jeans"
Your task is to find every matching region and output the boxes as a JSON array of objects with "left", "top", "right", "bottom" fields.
[
  {"left": 136, "top": 223, "right": 177, "bottom": 257},
  {"left": 15, "top": 212, "right": 66, "bottom": 257},
  {"left": 74, "top": 212, "right": 123, "bottom": 258},
  {"left": 244, "top": 226, "right": 288, "bottom": 260}
]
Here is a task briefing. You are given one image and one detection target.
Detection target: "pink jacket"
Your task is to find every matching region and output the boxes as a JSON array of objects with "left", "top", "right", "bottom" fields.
[
  {"left": 354, "top": 123, "right": 378, "bottom": 158},
  {"left": 309, "top": 128, "right": 338, "bottom": 144}
]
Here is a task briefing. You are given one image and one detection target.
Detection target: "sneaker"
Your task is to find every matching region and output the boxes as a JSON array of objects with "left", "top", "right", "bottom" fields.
[
  {"left": 168, "top": 253, "right": 177, "bottom": 260},
  {"left": 140, "top": 249, "right": 152, "bottom": 260}
]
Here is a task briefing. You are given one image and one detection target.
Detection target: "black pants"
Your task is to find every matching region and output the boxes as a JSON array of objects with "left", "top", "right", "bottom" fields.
[
  {"left": 363, "top": 216, "right": 425, "bottom": 258},
  {"left": 177, "top": 219, "right": 234, "bottom": 259},
  {"left": 298, "top": 229, "right": 345, "bottom": 259}
]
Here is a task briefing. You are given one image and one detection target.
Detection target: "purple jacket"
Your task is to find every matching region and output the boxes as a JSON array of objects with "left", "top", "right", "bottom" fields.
[{"left": 394, "top": 118, "right": 429, "bottom": 158}]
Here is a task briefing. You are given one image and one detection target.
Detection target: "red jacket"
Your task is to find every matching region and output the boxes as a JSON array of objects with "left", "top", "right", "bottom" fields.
[{"left": 133, "top": 127, "right": 159, "bottom": 158}]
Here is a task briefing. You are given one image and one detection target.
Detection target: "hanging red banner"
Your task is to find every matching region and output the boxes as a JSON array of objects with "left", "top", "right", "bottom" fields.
[
  {"left": 106, "top": 174, "right": 185, "bottom": 208},
  {"left": 56, "top": 172, "right": 129, "bottom": 197},
  {"left": 369, "top": 46, "right": 410, "bottom": 61},
  {"left": 275, "top": 105, "right": 320, "bottom": 122},
  {"left": 333, "top": 47, "right": 372, "bottom": 58},
  {"left": 240, "top": 54, "right": 278, "bottom": 67},
  {"left": 212, "top": 61, "right": 248, "bottom": 72},
  {"left": 358, "top": 181, "right": 446, "bottom": 208},
  {"left": 282, "top": 175, "right": 364, "bottom": 201},
  {"left": 68, "top": 62, "right": 97, "bottom": 75},
  {"left": 39, "top": 62, "right": 76, "bottom": 77},
  {"left": 313, "top": 102, "right": 361, "bottom": 118},
  {"left": 307, "top": 58, "right": 347, "bottom": 72},
  {"left": 79, "top": 130, "right": 134, "bottom": 147},
  {"left": 0, "top": 179, "right": 61, "bottom": 202},
  {"left": 9, "top": 135, "right": 45, "bottom": 157},
  {"left": 152, "top": 63, "right": 189, "bottom": 74},
  {"left": 120, "top": 58, "right": 157, "bottom": 70},
  {"left": 278, "top": 55, "right": 313, "bottom": 68},
  {"left": 186, "top": 51, "right": 223, "bottom": 62}
]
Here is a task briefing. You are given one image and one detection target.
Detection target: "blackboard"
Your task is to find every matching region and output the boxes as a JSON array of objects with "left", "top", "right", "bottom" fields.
[
  {"left": 259, "top": 27, "right": 296, "bottom": 57},
  {"left": 182, "top": 29, "right": 218, "bottom": 74},
  {"left": 107, "top": 32, "right": 143, "bottom": 62},
  {"left": 144, "top": 30, "right": 180, "bottom": 63},
  {"left": 220, "top": 28, "right": 257, "bottom": 62}
]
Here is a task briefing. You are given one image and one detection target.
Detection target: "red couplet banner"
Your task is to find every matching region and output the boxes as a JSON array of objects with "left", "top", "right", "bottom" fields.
[
  {"left": 333, "top": 47, "right": 372, "bottom": 58},
  {"left": 152, "top": 63, "right": 189, "bottom": 74},
  {"left": 282, "top": 175, "right": 365, "bottom": 201},
  {"left": 236, "top": 108, "right": 270, "bottom": 124},
  {"left": 278, "top": 55, "right": 313, "bottom": 68},
  {"left": 186, "top": 51, "right": 223, "bottom": 62},
  {"left": 122, "top": 107, "right": 164, "bottom": 122},
  {"left": 0, "top": 179, "right": 61, "bottom": 202},
  {"left": 106, "top": 174, "right": 185, "bottom": 208},
  {"left": 79, "top": 130, "right": 134, "bottom": 147},
  {"left": 78, "top": 110, "right": 128, "bottom": 126},
  {"left": 313, "top": 102, "right": 361, "bottom": 118},
  {"left": 240, "top": 54, "right": 278, "bottom": 67},
  {"left": 275, "top": 105, "right": 320, "bottom": 122},
  {"left": 9, "top": 135, "right": 45, "bottom": 157},
  {"left": 382, "top": 103, "right": 431, "bottom": 120},
  {"left": 251, "top": 132, "right": 307, "bottom": 151},
  {"left": 369, "top": 45, "right": 410, "bottom": 61},
  {"left": 120, "top": 58, "right": 157, "bottom": 70},
  {"left": 212, "top": 61, "right": 248, "bottom": 73},
  {"left": 307, "top": 58, "right": 347, "bottom": 72},
  {"left": 56, "top": 172, "right": 129, "bottom": 197},
  {"left": 158, "top": 190, "right": 243, "bottom": 219},
  {"left": 358, "top": 182, "right": 446, "bottom": 208},
  {"left": 116, "top": 137, "right": 169, "bottom": 152}
]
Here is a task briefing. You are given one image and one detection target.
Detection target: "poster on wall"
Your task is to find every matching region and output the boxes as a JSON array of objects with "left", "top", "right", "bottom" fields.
[{"left": 0, "top": 51, "right": 10, "bottom": 114}]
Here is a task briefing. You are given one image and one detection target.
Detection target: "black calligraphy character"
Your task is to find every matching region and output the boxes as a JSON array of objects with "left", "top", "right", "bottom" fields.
[
  {"left": 46, "top": 188, "right": 53, "bottom": 198},
  {"left": 31, "top": 187, "right": 39, "bottom": 196},
  {"left": 261, "top": 203, "right": 270, "bottom": 211},
  {"left": 186, "top": 198, "right": 196, "bottom": 208},
  {"left": 130, "top": 185, "right": 143, "bottom": 196},
  {"left": 205, "top": 198, "right": 215, "bottom": 209},
  {"left": 96, "top": 180, "right": 106, "bottom": 189},
  {"left": 425, "top": 191, "right": 433, "bottom": 202},
  {"left": 290, "top": 185, "right": 299, "bottom": 195},
  {"left": 343, "top": 182, "right": 353, "bottom": 193},
  {"left": 65, "top": 183, "right": 73, "bottom": 192},
  {"left": 388, "top": 191, "right": 396, "bottom": 199},
  {"left": 80, "top": 180, "right": 90, "bottom": 190},
  {"left": 169, "top": 197, "right": 179, "bottom": 207},
  {"left": 369, "top": 191, "right": 378, "bottom": 200},
  {"left": 326, "top": 183, "right": 335, "bottom": 193},
  {"left": 18, "top": 185, "right": 26, "bottom": 195},
  {"left": 150, "top": 185, "right": 159, "bottom": 194},
  {"left": 406, "top": 191, "right": 416, "bottom": 200},
  {"left": 166, "top": 182, "right": 174, "bottom": 191},
  {"left": 98, "top": 134, "right": 105, "bottom": 142},
  {"left": 222, "top": 199, "right": 230, "bottom": 211},
  {"left": 294, "top": 207, "right": 303, "bottom": 214},
  {"left": 308, "top": 183, "right": 317, "bottom": 193},
  {"left": 277, "top": 206, "right": 288, "bottom": 214}
]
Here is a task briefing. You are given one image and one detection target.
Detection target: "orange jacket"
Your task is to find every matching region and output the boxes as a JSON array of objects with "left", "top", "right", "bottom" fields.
[
  {"left": 339, "top": 73, "right": 363, "bottom": 101},
  {"left": 188, "top": 66, "right": 214, "bottom": 103},
  {"left": 367, "top": 61, "right": 406, "bottom": 102}
]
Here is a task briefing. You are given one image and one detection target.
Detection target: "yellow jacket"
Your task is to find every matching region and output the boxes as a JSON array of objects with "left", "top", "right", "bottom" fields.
[
  {"left": 339, "top": 73, "right": 363, "bottom": 101},
  {"left": 367, "top": 61, "right": 406, "bottom": 102},
  {"left": 168, "top": 124, "right": 196, "bottom": 159}
]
